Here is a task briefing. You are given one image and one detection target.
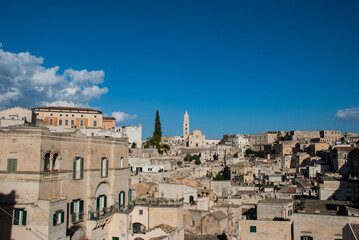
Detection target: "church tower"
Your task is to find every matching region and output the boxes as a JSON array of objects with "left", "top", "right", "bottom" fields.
[{"left": 183, "top": 110, "right": 190, "bottom": 139}]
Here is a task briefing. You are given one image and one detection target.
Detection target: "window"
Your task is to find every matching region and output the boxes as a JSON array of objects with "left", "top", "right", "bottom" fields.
[
  {"left": 70, "top": 199, "right": 83, "bottom": 222},
  {"left": 71, "top": 120, "right": 74, "bottom": 126},
  {"left": 59, "top": 119, "right": 62, "bottom": 126},
  {"left": 73, "top": 157, "right": 83, "bottom": 179},
  {"left": 191, "top": 220, "right": 195, "bottom": 226},
  {"left": 53, "top": 210, "right": 64, "bottom": 226},
  {"left": 119, "top": 191, "right": 125, "bottom": 206},
  {"left": 128, "top": 189, "right": 132, "bottom": 202},
  {"left": 97, "top": 195, "right": 107, "bottom": 212},
  {"left": 44, "top": 153, "right": 50, "bottom": 171},
  {"left": 13, "top": 209, "right": 27, "bottom": 225},
  {"left": 139, "top": 210, "right": 143, "bottom": 215},
  {"left": 250, "top": 226, "right": 256, "bottom": 233},
  {"left": 288, "top": 210, "right": 293, "bottom": 216},
  {"left": 52, "top": 153, "right": 59, "bottom": 171},
  {"left": 101, "top": 157, "right": 108, "bottom": 177},
  {"left": 94, "top": 120, "right": 97, "bottom": 127},
  {"left": 120, "top": 157, "right": 124, "bottom": 168},
  {"left": 49, "top": 118, "right": 54, "bottom": 125},
  {"left": 65, "top": 120, "right": 68, "bottom": 126},
  {"left": 301, "top": 236, "right": 313, "bottom": 240},
  {"left": 7, "top": 159, "right": 17, "bottom": 173},
  {"left": 80, "top": 120, "right": 84, "bottom": 127}
]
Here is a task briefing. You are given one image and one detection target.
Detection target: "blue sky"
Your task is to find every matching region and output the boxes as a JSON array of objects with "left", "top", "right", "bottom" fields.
[{"left": 0, "top": 0, "right": 358, "bottom": 139}]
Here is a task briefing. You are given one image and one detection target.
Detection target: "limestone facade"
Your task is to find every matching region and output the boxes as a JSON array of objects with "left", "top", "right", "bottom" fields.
[{"left": 0, "top": 126, "right": 130, "bottom": 240}]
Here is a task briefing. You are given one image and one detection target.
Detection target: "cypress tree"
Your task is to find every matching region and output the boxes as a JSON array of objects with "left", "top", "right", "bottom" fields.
[{"left": 153, "top": 110, "right": 162, "bottom": 142}]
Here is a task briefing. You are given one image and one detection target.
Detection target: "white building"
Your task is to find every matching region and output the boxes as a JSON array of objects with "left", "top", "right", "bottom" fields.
[{"left": 116, "top": 124, "right": 142, "bottom": 148}]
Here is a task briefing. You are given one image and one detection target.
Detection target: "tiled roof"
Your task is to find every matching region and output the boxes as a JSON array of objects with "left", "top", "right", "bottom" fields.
[
  {"left": 350, "top": 224, "right": 359, "bottom": 238},
  {"left": 103, "top": 117, "right": 116, "bottom": 120},
  {"left": 32, "top": 106, "right": 102, "bottom": 113}
]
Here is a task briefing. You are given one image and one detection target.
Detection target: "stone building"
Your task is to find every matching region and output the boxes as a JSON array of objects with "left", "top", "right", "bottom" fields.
[
  {"left": 0, "top": 126, "right": 130, "bottom": 240},
  {"left": 129, "top": 200, "right": 184, "bottom": 240},
  {"left": 248, "top": 131, "right": 278, "bottom": 151},
  {"left": 320, "top": 130, "right": 342, "bottom": 144},
  {"left": 0, "top": 106, "right": 36, "bottom": 127},
  {"left": 33, "top": 106, "right": 103, "bottom": 129},
  {"left": 102, "top": 116, "right": 116, "bottom": 130}
]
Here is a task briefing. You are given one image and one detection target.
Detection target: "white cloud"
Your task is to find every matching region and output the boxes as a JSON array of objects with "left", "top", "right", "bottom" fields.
[
  {"left": 336, "top": 107, "right": 359, "bottom": 122},
  {"left": 0, "top": 48, "right": 109, "bottom": 109},
  {"left": 112, "top": 111, "right": 137, "bottom": 123}
]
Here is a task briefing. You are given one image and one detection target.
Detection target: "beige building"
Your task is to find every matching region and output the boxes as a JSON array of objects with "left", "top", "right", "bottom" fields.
[
  {"left": 310, "top": 142, "right": 330, "bottom": 156},
  {"left": 102, "top": 116, "right": 116, "bottom": 130},
  {"left": 129, "top": 200, "right": 184, "bottom": 240},
  {"left": 0, "top": 126, "right": 130, "bottom": 240},
  {"left": 33, "top": 106, "right": 103, "bottom": 129},
  {"left": 248, "top": 131, "right": 278, "bottom": 151},
  {"left": 0, "top": 107, "right": 36, "bottom": 127},
  {"left": 320, "top": 130, "right": 342, "bottom": 144}
]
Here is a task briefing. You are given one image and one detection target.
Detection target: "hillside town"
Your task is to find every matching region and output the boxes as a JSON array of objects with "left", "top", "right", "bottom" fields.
[{"left": 1, "top": 106, "right": 359, "bottom": 240}]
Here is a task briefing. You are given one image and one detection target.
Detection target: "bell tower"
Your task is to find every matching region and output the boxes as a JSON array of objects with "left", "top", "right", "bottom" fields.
[{"left": 183, "top": 110, "right": 189, "bottom": 139}]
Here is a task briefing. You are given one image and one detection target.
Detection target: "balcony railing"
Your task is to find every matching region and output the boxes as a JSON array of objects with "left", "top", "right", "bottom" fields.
[
  {"left": 88, "top": 204, "right": 131, "bottom": 221},
  {"left": 71, "top": 212, "right": 84, "bottom": 223},
  {"left": 41, "top": 171, "right": 59, "bottom": 181}
]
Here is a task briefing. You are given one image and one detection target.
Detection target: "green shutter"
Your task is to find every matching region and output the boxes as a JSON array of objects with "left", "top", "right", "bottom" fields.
[
  {"left": 79, "top": 200, "right": 84, "bottom": 212},
  {"left": 96, "top": 197, "right": 100, "bottom": 210},
  {"left": 22, "top": 211, "right": 27, "bottom": 226},
  {"left": 73, "top": 158, "right": 76, "bottom": 179},
  {"left": 104, "top": 195, "right": 107, "bottom": 208},
  {"left": 106, "top": 159, "right": 108, "bottom": 176},
  {"left": 101, "top": 158, "right": 103, "bottom": 177},
  {"left": 122, "top": 193, "right": 125, "bottom": 205},
  {"left": 79, "top": 200, "right": 84, "bottom": 221},
  {"left": 53, "top": 213, "right": 57, "bottom": 226},
  {"left": 80, "top": 158, "right": 83, "bottom": 179},
  {"left": 13, "top": 209, "right": 19, "bottom": 225},
  {"left": 70, "top": 202, "right": 74, "bottom": 213},
  {"left": 61, "top": 211, "right": 64, "bottom": 223},
  {"left": 128, "top": 189, "right": 132, "bottom": 202}
]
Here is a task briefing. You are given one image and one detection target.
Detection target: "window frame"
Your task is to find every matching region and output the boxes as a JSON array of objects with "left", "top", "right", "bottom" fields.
[
  {"left": 7, "top": 159, "right": 17, "bottom": 173},
  {"left": 73, "top": 157, "right": 84, "bottom": 180},
  {"left": 101, "top": 157, "right": 108, "bottom": 178},
  {"left": 13, "top": 208, "right": 27, "bottom": 226},
  {"left": 70, "top": 199, "right": 84, "bottom": 223},
  {"left": 250, "top": 226, "right": 257, "bottom": 233},
  {"left": 53, "top": 210, "right": 65, "bottom": 226}
]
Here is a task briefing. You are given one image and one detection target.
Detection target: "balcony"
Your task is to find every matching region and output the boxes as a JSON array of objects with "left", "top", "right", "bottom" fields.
[
  {"left": 71, "top": 212, "right": 84, "bottom": 223},
  {"left": 41, "top": 171, "right": 59, "bottom": 182},
  {"left": 88, "top": 204, "right": 131, "bottom": 221}
]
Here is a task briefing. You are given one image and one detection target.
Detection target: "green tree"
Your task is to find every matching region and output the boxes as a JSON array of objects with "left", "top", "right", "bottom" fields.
[
  {"left": 195, "top": 159, "right": 201, "bottom": 165},
  {"left": 213, "top": 173, "right": 225, "bottom": 181},
  {"left": 153, "top": 110, "right": 162, "bottom": 142}
]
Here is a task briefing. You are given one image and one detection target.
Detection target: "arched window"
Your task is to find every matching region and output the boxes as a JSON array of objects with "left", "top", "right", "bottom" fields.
[
  {"left": 120, "top": 157, "right": 124, "bottom": 168},
  {"left": 101, "top": 157, "right": 108, "bottom": 177},
  {"left": 133, "top": 223, "right": 146, "bottom": 234},
  {"left": 44, "top": 153, "right": 50, "bottom": 171},
  {"left": 52, "top": 153, "right": 59, "bottom": 171}
]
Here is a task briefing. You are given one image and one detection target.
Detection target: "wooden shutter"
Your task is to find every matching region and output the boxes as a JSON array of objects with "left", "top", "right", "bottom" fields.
[
  {"left": 104, "top": 195, "right": 107, "bottom": 208},
  {"left": 61, "top": 211, "right": 64, "bottom": 223},
  {"left": 73, "top": 158, "right": 76, "bottom": 179},
  {"left": 79, "top": 200, "right": 84, "bottom": 221},
  {"left": 80, "top": 158, "right": 83, "bottom": 179},
  {"left": 22, "top": 211, "right": 27, "bottom": 226},
  {"left": 53, "top": 213, "right": 57, "bottom": 226},
  {"left": 96, "top": 197, "right": 100, "bottom": 210},
  {"left": 13, "top": 209, "right": 19, "bottom": 225}
]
